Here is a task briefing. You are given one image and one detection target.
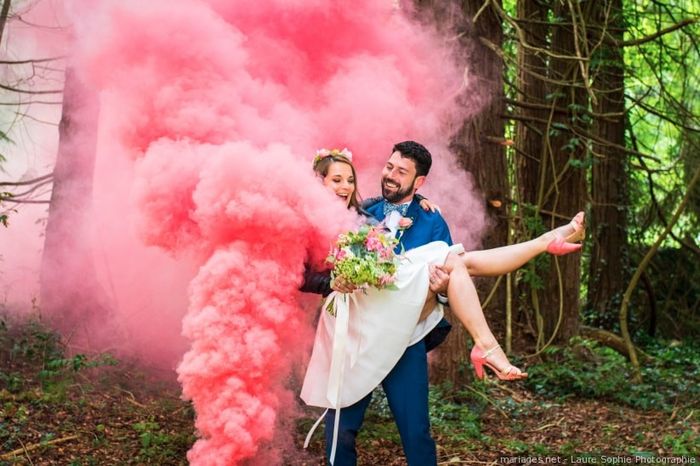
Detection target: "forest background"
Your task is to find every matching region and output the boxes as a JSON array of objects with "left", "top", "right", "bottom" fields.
[{"left": 0, "top": 0, "right": 698, "bottom": 463}]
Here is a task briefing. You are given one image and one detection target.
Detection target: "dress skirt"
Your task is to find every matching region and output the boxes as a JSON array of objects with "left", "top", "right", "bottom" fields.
[{"left": 301, "top": 241, "right": 463, "bottom": 409}]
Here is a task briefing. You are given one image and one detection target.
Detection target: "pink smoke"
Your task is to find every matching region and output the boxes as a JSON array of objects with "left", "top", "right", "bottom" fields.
[{"left": 61, "top": 0, "right": 490, "bottom": 463}]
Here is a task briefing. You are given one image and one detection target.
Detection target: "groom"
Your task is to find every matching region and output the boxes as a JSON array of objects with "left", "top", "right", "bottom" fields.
[{"left": 325, "top": 140, "right": 454, "bottom": 466}]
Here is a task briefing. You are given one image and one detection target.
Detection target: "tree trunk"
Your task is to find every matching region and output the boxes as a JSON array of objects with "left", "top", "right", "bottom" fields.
[
  {"left": 514, "top": 0, "right": 550, "bottom": 346},
  {"left": 541, "top": 1, "right": 588, "bottom": 343},
  {"left": 587, "top": 0, "right": 629, "bottom": 329},
  {"left": 517, "top": 1, "right": 588, "bottom": 346},
  {"left": 413, "top": 0, "right": 508, "bottom": 384},
  {"left": 40, "top": 67, "right": 111, "bottom": 344}
]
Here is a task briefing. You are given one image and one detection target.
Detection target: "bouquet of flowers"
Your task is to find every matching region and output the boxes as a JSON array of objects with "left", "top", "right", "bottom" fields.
[{"left": 324, "top": 224, "right": 400, "bottom": 315}]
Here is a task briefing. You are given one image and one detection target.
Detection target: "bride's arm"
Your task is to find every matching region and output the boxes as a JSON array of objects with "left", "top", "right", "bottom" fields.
[
  {"left": 300, "top": 265, "right": 332, "bottom": 296},
  {"left": 300, "top": 265, "right": 357, "bottom": 296}
]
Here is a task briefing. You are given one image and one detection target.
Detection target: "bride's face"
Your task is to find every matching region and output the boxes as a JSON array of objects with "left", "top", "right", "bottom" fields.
[{"left": 323, "top": 161, "right": 355, "bottom": 207}]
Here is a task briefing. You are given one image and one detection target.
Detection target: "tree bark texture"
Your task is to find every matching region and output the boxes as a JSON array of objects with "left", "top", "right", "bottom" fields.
[
  {"left": 517, "top": 0, "right": 588, "bottom": 345},
  {"left": 514, "top": 0, "right": 550, "bottom": 346},
  {"left": 587, "top": 0, "right": 629, "bottom": 329}
]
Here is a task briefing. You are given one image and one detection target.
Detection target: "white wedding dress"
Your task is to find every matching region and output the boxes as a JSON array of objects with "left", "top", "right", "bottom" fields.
[{"left": 301, "top": 240, "right": 464, "bottom": 410}]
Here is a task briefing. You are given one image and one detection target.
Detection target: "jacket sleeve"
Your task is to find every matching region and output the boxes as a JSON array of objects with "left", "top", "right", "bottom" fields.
[
  {"left": 432, "top": 214, "right": 453, "bottom": 246},
  {"left": 361, "top": 196, "right": 382, "bottom": 210},
  {"left": 300, "top": 264, "right": 333, "bottom": 297}
]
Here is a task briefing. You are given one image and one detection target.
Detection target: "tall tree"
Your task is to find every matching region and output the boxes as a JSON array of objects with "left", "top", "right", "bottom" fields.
[
  {"left": 413, "top": 0, "right": 508, "bottom": 384},
  {"left": 587, "top": 0, "right": 629, "bottom": 328},
  {"left": 516, "top": 0, "right": 588, "bottom": 346},
  {"left": 513, "top": 0, "right": 551, "bottom": 347},
  {"left": 40, "top": 68, "right": 111, "bottom": 342}
]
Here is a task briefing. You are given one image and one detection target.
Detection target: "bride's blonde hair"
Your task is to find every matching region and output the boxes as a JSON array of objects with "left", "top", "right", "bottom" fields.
[{"left": 313, "top": 150, "right": 362, "bottom": 210}]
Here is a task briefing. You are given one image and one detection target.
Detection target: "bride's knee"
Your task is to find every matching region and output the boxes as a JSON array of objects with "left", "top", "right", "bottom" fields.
[{"left": 444, "top": 252, "right": 467, "bottom": 273}]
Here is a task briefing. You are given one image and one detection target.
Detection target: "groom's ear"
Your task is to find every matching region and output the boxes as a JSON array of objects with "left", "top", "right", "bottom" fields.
[{"left": 413, "top": 175, "right": 426, "bottom": 191}]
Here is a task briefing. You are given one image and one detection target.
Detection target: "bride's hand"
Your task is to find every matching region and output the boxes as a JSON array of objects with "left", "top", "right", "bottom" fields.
[
  {"left": 331, "top": 276, "right": 356, "bottom": 294},
  {"left": 419, "top": 198, "right": 441, "bottom": 213}
]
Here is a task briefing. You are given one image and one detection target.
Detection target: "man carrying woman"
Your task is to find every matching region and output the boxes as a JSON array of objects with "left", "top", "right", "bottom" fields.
[{"left": 301, "top": 141, "right": 584, "bottom": 466}]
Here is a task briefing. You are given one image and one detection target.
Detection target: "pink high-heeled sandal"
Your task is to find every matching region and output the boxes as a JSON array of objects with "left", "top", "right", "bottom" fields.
[
  {"left": 546, "top": 211, "right": 585, "bottom": 256},
  {"left": 470, "top": 345, "right": 528, "bottom": 381}
]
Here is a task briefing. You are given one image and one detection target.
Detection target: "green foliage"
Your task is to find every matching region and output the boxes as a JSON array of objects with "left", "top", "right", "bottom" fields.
[
  {"left": 662, "top": 429, "right": 700, "bottom": 456},
  {"left": 360, "top": 383, "right": 487, "bottom": 446},
  {"left": 359, "top": 390, "right": 401, "bottom": 444},
  {"left": 525, "top": 337, "right": 700, "bottom": 412},
  {"left": 511, "top": 205, "right": 555, "bottom": 291},
  {"left": 8, "top": 319, "right": 64, "bottom": 365},
  {"left": 428, "top": 384, "right": 485, "bottom": 443},
  {"left": 130, "top": 417, "right": 192, "bottom": 462},
  {"left": 636, "top": 247, "right": 700, "bottom": 338},
  {"left": 0, "top": 318, "right": 117, "bottom": 400},
  {"left": 0, "top": 318, "right": 193, "bottom": 463}
]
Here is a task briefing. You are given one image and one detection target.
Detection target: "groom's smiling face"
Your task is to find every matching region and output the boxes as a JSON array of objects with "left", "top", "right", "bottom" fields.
[{"left": 381, "top": 151, "right": 426, "bottom": 204}]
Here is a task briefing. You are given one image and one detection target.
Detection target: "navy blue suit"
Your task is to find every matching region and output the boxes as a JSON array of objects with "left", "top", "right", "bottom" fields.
[{"left": 325, "top": 198, "right": 453, "bottom": 466}]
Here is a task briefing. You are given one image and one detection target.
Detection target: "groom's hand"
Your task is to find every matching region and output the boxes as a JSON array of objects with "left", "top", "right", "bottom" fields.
[
  {"left": 331, "top": 276, "right": 357, "bottom": 294},
  {"left": 429, "top": 265, "right": 449, "bottom": 294}
]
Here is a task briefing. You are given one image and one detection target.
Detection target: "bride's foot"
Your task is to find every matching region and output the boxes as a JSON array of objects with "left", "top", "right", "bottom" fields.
[
  {"left": 470, "top": 344, "right": 528, "bottom": 381},
  {"left": 545, "top": 211, "right": 585, "bottom": 256}
]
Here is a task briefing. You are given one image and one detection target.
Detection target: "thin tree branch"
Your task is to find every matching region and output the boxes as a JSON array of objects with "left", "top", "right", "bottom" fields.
[
  {"left": 619, "top": 18, "right": 698, "bottom": 47},
  {"left": 0, "top": 100, "right": 63, "bottom": 106},
  {"left": 6, "top": 179, "right": 52, "bottom": 198},
  {"left": 0, "top": 174, "right": 53, "bottom": 187},
  {"left": 3, "top": 198, "right": 50, "bottom": 204},
  {"left": 0, "top": 83, "right": 63, "bottom": 95},
  {"left": 627, "top": 94, "right": 700, "bottom": 133},
  {"left": 506, "top": 97, "right": 623, "bottom": 121},
  {"left": 0, "top": 56, "right": 65, "bottom": 65}
]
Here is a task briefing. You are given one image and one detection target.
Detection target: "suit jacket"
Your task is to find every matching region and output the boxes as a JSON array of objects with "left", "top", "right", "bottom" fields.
[
  {"left": 363, "top": 198, "right": 452, "bottom": 251},
  {"left": 364, "top": 197, "right": 453, "bottom": 351}
]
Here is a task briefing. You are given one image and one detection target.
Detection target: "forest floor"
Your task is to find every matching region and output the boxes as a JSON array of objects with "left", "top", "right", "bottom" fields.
[{"left": 0, "top": 318, "right": 698, "bottom": 465}]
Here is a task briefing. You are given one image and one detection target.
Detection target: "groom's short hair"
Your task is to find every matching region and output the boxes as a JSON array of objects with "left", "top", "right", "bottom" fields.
[{"left": 392, "top": 141, "right": 432, "bottom": 177}]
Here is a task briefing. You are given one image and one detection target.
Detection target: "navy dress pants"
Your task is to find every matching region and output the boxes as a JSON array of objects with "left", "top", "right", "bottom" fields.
[{"left": 324, "top": 340, "right": 436, "bottom": 466}]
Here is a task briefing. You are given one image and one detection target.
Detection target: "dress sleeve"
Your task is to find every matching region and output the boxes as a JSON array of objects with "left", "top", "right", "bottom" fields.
[{"left": 300, "top": 264, "right": 333, "bottom": 297}]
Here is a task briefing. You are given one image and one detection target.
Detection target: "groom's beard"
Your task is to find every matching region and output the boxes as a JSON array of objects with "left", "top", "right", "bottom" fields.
[{"left": 381, "top": 177, "right": 415, "bottom": 203}]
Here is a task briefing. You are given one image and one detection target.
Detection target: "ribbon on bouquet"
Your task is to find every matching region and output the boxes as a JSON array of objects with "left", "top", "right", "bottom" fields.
[{"left": 303, "top": 292, "right": 359, "bottom": 465}]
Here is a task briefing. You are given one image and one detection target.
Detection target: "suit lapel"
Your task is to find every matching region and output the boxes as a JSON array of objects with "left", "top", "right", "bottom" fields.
[{"left": 366, "top": 199, "right": 387, "bottom": 222}]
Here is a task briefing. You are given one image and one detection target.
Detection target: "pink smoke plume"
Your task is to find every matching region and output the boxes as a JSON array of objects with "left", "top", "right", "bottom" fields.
[{"left": 64, "top": 0, "right": 489, "bottom": 463}]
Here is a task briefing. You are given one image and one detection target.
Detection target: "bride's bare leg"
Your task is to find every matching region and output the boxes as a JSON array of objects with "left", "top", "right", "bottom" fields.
[
  {"left": 441, "top": 253, "right": 525, "bottom": 377},
  {"left": 462, "top": 212, "right": 585, "bottom": 277}
]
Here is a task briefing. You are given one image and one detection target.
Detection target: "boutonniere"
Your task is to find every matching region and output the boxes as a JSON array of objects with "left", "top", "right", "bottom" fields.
[{"left": 398, "top": 217, "right": 414, "bottom": 230}]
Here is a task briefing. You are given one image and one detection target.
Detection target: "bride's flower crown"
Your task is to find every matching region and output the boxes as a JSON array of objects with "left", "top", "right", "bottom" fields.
[{"left": 313, "top": 147, "right": 353, "bottom": 165}]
